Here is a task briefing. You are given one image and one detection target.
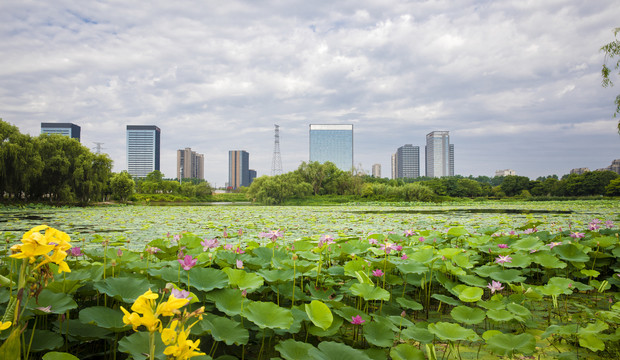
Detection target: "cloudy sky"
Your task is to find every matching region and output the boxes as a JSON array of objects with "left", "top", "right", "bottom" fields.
[{"left": 2, "top": 0, "right": 619, "bottom": 187}]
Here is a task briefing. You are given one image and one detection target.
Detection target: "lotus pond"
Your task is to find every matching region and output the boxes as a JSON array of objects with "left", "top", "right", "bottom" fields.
[{"left": 0, "top": 200, "right": 618, "bottom": 359}]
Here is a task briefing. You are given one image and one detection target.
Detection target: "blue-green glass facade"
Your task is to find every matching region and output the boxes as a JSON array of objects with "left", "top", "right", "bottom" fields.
[{"left": 309, "top": 124, "right": 353, "bottom": 171}]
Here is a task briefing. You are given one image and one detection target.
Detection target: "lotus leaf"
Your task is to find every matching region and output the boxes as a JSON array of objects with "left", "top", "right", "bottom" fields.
[
  {"left": 92, "top": 277, "right": 155, "bottom": 303},
  {"left": 198, "top": 316, "right": 249, "bottom": 345},
  {"left": 42, "top": 352, "right": 80, "bottom": 360},
  {"left": 532, "top": 252, "right": 566, "bottom": 268},
  {"left": 486, "top": 309, "right": 514, "bottom": 322},
  {"left": 183, "top": 267, "right": 229, "bottom": 291},
  {"left": 428, "top": 322, "right": 480, "bottom": 341},
  {"left": 396, "top": 297, "right": 423, "bottom": 311},
  {"left": 477, "top": 299, "right": 505, "bottom": 310},
  {"left": 401, "top": 325, "right": 434, "bottom": 344},
  {"left": 409, "top": 248, "right": 436, "bottom": 264},
  {"left": 305, "top": 300, "right": 333, "bottom": 331},
  {"left": 578, "top": 334, "right": 605, "bottom": 352},
  {"left": 553, "top": 244, "right": 589, "bottom": 262},
  {"left": 451, "top": 306, "right": 486, "bottom": 324},
  {"left": 222, "top": 267, "right": 264, "bottom": 291},
  {"left": 308, "top": 314, "right": 343, "bottom": 337},
  {"left": 349, "top": 283, "right": 390, "bottom": 301},
  {"left": 447, "top": 227, "right": 469, "bottom": 237},
  {"left": 343, "top": 259, "right": 368, "bottom": 277},
  {"left": 118, "top": 331, "right": 166, "bottom": 360},
  {"left": 79, "top": 306, "right": 130, "bottom": 332},
  {"left": 396, "top": 261, "right": 428, "bottom": 275},
  {"left": 308, "top": 341, "right": 372, "bottom": 360},
  {"left": 485, "top": 332, "right": 536, "bottom": 356},
  {"left": 204, "top": 288, "right": 249, "bottom": 316},
  {"left": 489, "top": 269, "right": 526, "bottom": 283},
  {"left": 58, "top": 319, "right": 113, "bottom": 339},
  {"left": 512, "top": 236, "right": 543, "bottom": 251},
  {"left": 482, "top": 329, "right": 503, "bottom": 340},
  {"left": 390, "top": 344, "right": 425, "bottom": 360},
  {"left": 276, "top": 339, "right": 316, "bottom": 360},
  {"left": 506, "top": 303, "right": 531, "bottom": 317},
  {"left": 363, "top": 321, "right": 395, "bottom": 347},
  {"left": 431, "top": 294, "right": 461, "bottom": 306},
  {"left": 456, "top": 286, "right": 484, "bottom": 302},
  {"left": 333, "top": 306, "right": 371, "bottom": 324},
  {"left": 26, "top": 289, "right": 77, "bottom": 314},
  {"left": 244, "top": 301, "right": 294, "bottom": 329},
  {"left": 22, "top": 329, "right": 63, "bottom": 353}
]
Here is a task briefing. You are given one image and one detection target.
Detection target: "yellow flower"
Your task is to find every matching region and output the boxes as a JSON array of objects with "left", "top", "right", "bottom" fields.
[
  {"left": 161, "top": 320, "right": 178, "bottom": 345},
  {"left": 11, "top": 226, "right": 72, "bottom": 273},
  {"left": 157, "top": 294, "right": 189, "bottom": 317},
  {"left": 163, "top": 328, "right": 205, "bottom": 360},
  {"left": 0, "top": 321, "right": 11, "bottom": 331},
  {"left": 120, "top": 306, "right": 142, "bottom": 331},
  {"left": 131, "top": 289, "right": 158, "bottom": 314}
]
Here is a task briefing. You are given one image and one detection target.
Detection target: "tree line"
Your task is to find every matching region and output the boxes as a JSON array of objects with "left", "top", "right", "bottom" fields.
[{"left": 246, "top": 161, "right": 620, "bottom": 204}]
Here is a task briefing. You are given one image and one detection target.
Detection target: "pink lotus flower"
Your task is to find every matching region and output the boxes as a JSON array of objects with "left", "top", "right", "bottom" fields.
[
  {"left": 418, "top": 236, "right": 425, "bottom": 242},
  {"left": 233, "top": 246, "right": 245, "bottom": 254},
  {"left": 69, "top": 247, "right": 83, "bottom": 257},
  {"left": 224, "top": 244, "right": 233, "bottom": 250},
  {"left": 487, "top": 280, "right": 504, "bottom": 293},
  {"left": 173, "top": 234, "right": 181, "bottom": 243},
  {"left": 368, "top": 238, "right": 378, "bottom": 245},
  {"left": 605, "top": 220, "right": 614, "bottom": 228},
  {"left": 401, "top": 254, "right": 408, "bottom": 260},
  {"left": 117, "top": 249, "right": 123, "bottom": 257},
  {"left": 171, "top": 288, "right": 192, "bottom": 302},
  {"left": 146, "top": 246, "right": 161, "bottom": 255},
  {"left": 238, "top": 229, "right": 244, "bottom": 236},
  {"left": 178, "top": 255, "right": 197, "bottom": 270},
  {"left": 547, "top": 242, "right": 562, "bottom": 249},
  {"left": 498, "top": 244, "right": 508, "bottom": 249},
  {"left": 495, "top": 255, "right": 512, "bottom": 264},
  {"left": 509, "top": 230, "right": 516, "bottom": 235},
  {"left": 318, "top": 235, "right": 335, "bottom": 247},
  {"left": 380, "top": 242, "right": 397, "bottom": 254},
  {"left": 236, "top": 259, "right": 244, "bottom": 269},
  {"left": 350, "top": 315, "right": 365, "bottom": 325},
  {"left": 523, "top": 228, "right": 537, "bottom": 234},
  {"left": 259, "top": 230, "right": 283, "bottom": 242},
  {"left": 372, "top": 269, "right": 384, "bottom": 277},
  {"left": 589, "top": 223, "right": 600, "bottom": 231},
  {"left": 201, "top": 238, "right": 219, "bottom": 251},
  {"left": 570, "top": 232, "right": 585, "bottom": 239},
  {"left": 403, "top": 230, "right": 415, "bottom": 237}
]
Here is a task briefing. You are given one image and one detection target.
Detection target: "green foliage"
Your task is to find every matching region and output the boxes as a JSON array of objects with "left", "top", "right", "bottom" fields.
[
  {"left": 600, "top": 27, "right": 620, "bottom": 129},
  {"left": 110, "top": 171, "right": 135, "bottom": 202}
]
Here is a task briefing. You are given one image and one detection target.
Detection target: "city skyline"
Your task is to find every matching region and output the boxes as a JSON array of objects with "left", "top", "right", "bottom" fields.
[
  {"left": 126, "top": 125, "right": 160, "bottom": 178},
  {"left": 3, "top": 1, "right": 620, "bottom": 186}
]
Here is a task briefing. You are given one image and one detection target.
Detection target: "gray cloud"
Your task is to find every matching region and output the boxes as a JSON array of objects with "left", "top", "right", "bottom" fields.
[{"left": 1, "top": 0, "right": 619, "bottom": 186}]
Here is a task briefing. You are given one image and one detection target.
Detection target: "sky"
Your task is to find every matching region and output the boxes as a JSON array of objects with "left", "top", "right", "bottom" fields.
[{"left": 1, "top": 0, "right": 619, "bottom": 187}]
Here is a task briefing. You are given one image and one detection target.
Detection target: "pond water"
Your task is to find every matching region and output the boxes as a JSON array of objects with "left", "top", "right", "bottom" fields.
[{"left": 0, "top": 201, "right": 617, "bottom": 250}]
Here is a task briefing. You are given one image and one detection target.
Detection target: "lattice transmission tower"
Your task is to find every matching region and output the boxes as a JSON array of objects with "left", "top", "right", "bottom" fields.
[
  {"left": 271, "top": 124, "right": 283, "bottom": 176},
  {"left": 93, "top": 142, "right": 105, "bottom": 154}
]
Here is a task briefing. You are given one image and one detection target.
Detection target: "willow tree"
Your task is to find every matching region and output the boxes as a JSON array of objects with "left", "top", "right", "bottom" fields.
[{"left": 601, "top": 27, "right": 620, "bottom": 133}]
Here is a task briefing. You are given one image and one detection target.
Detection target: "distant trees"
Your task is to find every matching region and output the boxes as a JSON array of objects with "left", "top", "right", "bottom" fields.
[
  {"left": 110, "top": 171, "right": 135, "bottom": 202},
  {"left": 134, "top": 171, "right": 213, "bottom": 200},
  {"left": 0, "top": 119, "right": 112, "bottom": 203}
]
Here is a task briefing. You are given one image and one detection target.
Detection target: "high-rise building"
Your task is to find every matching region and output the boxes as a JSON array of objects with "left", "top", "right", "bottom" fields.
[
  {"left": 496, "top": 169, "right": 517, "bottom": 177},
  {"left": 177, "top": 148, "right": 205, "bottom": 180},
  {"left": 309, "top": 124, "right": 353, "bottom": 171},
  {"left": 249, "top": 169, "right": 257, "bottom": 184},
  {"left": 396, "top": 144, "right": 420, "bottom": 179},
  {"left": 41, "top": 123, "right": 81, "bottom": 142},
  {"left": 229, "top": 150, "right": 250, "bottom": 189},
  {"left": 391, "top": 153, "right": 397, "bottom": 179},
  {"left": 127, "top": 125, "right": 160, "bottom": 178},
  {"left": 425, "top": 131, "right": 454, "bottom": 178},
  {"left": 372, "top": 164, "right": 381, "bottom": 178}
]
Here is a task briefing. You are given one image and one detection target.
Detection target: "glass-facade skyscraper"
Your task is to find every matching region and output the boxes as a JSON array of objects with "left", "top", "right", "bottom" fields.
[
  {"left": 41, "top": 123, "right": 81, "bottom": 142},
  {"left": 396, "top": 144, "right": 420, "bottom": 178},
  {"left": 177, "top": 148, "right": 204, "bottom": 180},
  {"left": 425, "top": 131, "right": 454, "bottom": 178},
  {"left": 309, "top": 124, "right": 353, "bottom": 171},
  {"left": 229, "top": 150, "right": 250, "bottom": 189},
  {"left": 127, "top": 125, "right": 160, "bottom": 178}
]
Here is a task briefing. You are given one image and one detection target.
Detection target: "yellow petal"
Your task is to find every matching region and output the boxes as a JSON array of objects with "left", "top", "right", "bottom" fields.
[{"left": 0, "top": 321, "right": 11, "bottom": 331}]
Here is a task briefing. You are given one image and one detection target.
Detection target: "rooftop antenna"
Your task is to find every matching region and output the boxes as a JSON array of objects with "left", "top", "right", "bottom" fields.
[
  {"left": 271, "top": 124, "right": 283, "bottom": 176},
  {"left": 93, "top": 142, "right": 105, "bottom": 154}
]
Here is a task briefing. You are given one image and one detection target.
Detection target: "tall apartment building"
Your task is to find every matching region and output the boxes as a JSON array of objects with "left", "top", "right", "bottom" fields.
[
  {"left": 425, "top": 131, "right": 454, "bottom": 178},
  {"left": 396, "top": 144, "right": 420, "bottom": 179},
  {"left": 41, "top": 123, "right": 81, "bottom": 142},
  {"left": 229, "top": 150, "right": 250, "bottom": 189},
  {"left": 177, "top": 148, "right": 205, "bottom": 180},
  {"left": 309, "top": 124, "right": 353, "bottom": 171},
  {"left": 372, "top": 164, "right": 381, "bottom": 178},
  {"left": 126, "top": 125, "right": 160, "bottom": 178},
  {"left": 391, "top": 153, "right": 398, "bottom": 179}
]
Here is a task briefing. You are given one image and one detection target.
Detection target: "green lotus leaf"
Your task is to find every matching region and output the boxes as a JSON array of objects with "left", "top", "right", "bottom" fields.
[
  {"left": 578, "top": 334, "right": 605, "bottom": 352},
  {"left": 512, "top": 237, "right": 543, "bottom": 251},
  {"left": 183, "top": 267, "right": 229, "bottom": 291},
  {"left": 307, "top": 285, "right": 338, "bottom": 302},
  {"left": 61, "top": 319, "right": 113, "bottom": 339},
  {"left": 147, "top": 266, "right": 180, "bottom": 283},
  {"left": 349, "top": 283, "right": 390, "bottom": 301},
  {"left": 44, "top": 279, "right": 83, "bottom": 294},
  {"left": 244, "top": 301, "right": 294, "bottom": 329},
  {"left": 502, "top": 253, "right": 531, "bottom": 268},
  {"left": 222, "top": 267, "right": 264, "bottom": 292},
  {"left": 343, "top": 259, "right": 368, "bottom": 277},
  {"left": 79, "top": 306, "right": 130, "bottom": 332},
  {"left": 390, "top": 344, "right": 425, "bottom": 360},
  {"left": 353, "top": 270, "right": 373, "bottom": 285},
  {"left": 396, "top": 261, "right": 428, "bottom": 275},
  {"left": 541, "top": 324, "right": 578, "bottom": 339},
  {"left": 428, "top": 322, "right": 480, "bottom": 342},
  {"left": 439, "top": 248, "right": 462, "bottom": 259},
  {"left": 485, "top": 332, "right": 536, "bottom": 356},
  {"left": 452, "top": 253, "right": 473, "bottom": 268},
  {"left": 305, "top": 300, "right": 333, "bottom": 331},
  {"left": 92, "top": 277, "right": 155, "bottom": 303},
  {"left": 457, "top": 286, "right": 484, "bottom": 302},
  {"left": 432, "top": 294, "right": 461, "bottom": 306},
  {"left": 507, "top": 303, "right": 531, "bottom": 318},
  {"left": 580, "top": 269, "right": 600, "bottom": 278},
  {"left": 553, "top": 244, "right": 589, "bottom": 262},
  {"left": 43, "top": 352, "right": 80, "bottom": 360},
  {"left": 489, "top": 269, "right": 526, "bottom": 283},
  {"left": 409, "top": 248, "right": 436, "bottom": 264},
  {"left": 396, "top": 297, "right": 423, "bottom": 311},
  {"left": 477, "top": 299, "right": 505, "bottom": 310},
  {"left": 197, "top": 316, "right": 249, "bottom": 345},
  {"left": 308, "top": 314, "right": 343, "bottom": 337},
  {"left": 458, "top": 274, "right": 488, "bottom": 287},
  {"left": 26, "top": 289, "right": 77, "bottom": 314},
  {"left": 482, "top": 329, "right": 503, "bottom": 340},
  {"left": 258, "top": 268, "right": 295, "bottom": 283},
  {"left": 22, "top": 329, "right": 63, "bottom": 352},
  {"left": 401, "top": 326, "right": 434, "bottom": 344},
  {"left": 363, "top": 321, "right": 395, "bottom": 347},
  {"left": 532, "top": 252, "right": 566, "bottom": 269},
  {"left": 332, "top": 306, "right": 371, "bottom": 324},
  {"left": 486, "top": 309, "right": 514, "bottom": 322},
  {"left": 204, "top": 288, "right": 249, "bottom": 316},
  {"left": 276, "top": 339, "right": 316, "bottom": 360},
  {"left": 447, "top": 227, "right": 469, "bottom": 237},
  {"left": 451, "top": 306, "right": 486, "bottom": 324},
  {"left": 308, "top": 341, "right": 372, "bottom": 360},
  {"left": 118, "top": 331, "right": 167, "bottom": 360}
]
